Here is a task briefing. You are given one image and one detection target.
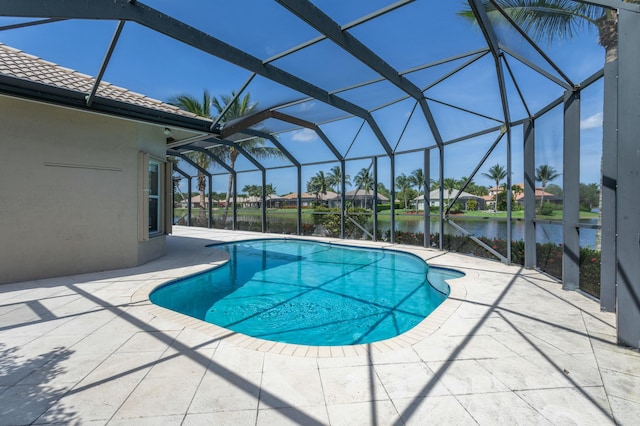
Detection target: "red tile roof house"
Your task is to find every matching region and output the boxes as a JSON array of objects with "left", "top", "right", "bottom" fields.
[
  {"left": 0, "top": 43, "right": 208, "bottom": 284},
  {"left": 484, "top": 183, "right": 560, "bottom": 209}
]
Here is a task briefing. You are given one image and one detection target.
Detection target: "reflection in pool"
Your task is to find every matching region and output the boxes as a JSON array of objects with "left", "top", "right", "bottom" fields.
[{"left": 150, "top": 239, "right": 463, "bottom": 346}]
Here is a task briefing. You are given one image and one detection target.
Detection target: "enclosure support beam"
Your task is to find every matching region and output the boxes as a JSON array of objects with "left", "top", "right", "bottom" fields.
[
  {"left": 373, "top": 157, "right": 378, "bottom": 242},
  {"left": 390, "top": 154, "right": 396, "bottom": 244},
  {"left": 297, "top": 166, "right": 302, "bottom": 235},
  {"left": 232, "top": 177, "right": 237, "bottom": 231},
  {"left": 86, "top": 20, "right": 125, "bottom": 107},
  {"left": 616, "top": 8, "right": 640, "bottom": 349},
  {"left": 599, "top": 59, "right": 617, "bottom": 313},
  {"left": 208, "top": 174, "right": 213, "bottom": 228},
  {"left": 341, "top": 159, "right": 346, "bottom": 239},
  {"left": 423, "top": 149, "right": 430, "bottom": 248},
  {"left": 562, "top": 89, "right": 581, "bottom": 291},
  {"left": 173, "top": 165, "right": 192, "bottom": 227},
  {"left": 438, "top": 147, "right": 444, "bottom": 250},
  {"left": 261, "top": 169, "right": 267, "bottom": 233},
  {"left": 470, "top": 0, "right": 513, "bottom": 262},
  {"left": 187, "top": 177, "right": 192, "bottom": 227},
  {"left": 523, "top": 119, "right": 536, "bottom": 269}
]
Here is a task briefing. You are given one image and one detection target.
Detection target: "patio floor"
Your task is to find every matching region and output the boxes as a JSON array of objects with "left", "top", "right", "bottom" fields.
[{"left": 1, "top": 226, "right": 639, "bottom": 425}]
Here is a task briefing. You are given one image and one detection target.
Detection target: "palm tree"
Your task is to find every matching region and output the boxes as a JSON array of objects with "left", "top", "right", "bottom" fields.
[
  {"left": 535, "top": 164, "right": 560, "bottom": 207},
  {"left": 354, "top": 168, "right": 374, "bottom": 208},
  {"left": 265, "top": 184, "right": 277, "bottom": 208},
  {"left": 327, "top": 165, "right": 350, "bottom": 194},
  {"left": 210, "top": 91, "right": 284, "bottom": 223},
  {"left": 512, "top": 182, "right": 524, "bottom": 199},
  {"left": 482, "top": 164, "right": 507, "bottom": 211},
  {"left": 170, "top": 90, "right": 214, "bottom": 212},
  {"left": 377, "top": 182, "right": 391, "bottom": 199},
  {"left": 395, "top": 173, "right": 412, "bottom": 210},
  {"left": 443, "top": 178, "right": 459, "bottom": 204},
  {"left": 307, "top": 171, "right": 329, "bottom": 204},
  {"left": 241, "top": 184, "right": 259, "bottom": 197},
  {"left": 408, "top": 168, "right": 424, "bottom": 211},
  {"left": 172, "top": 90, "right": 284, "bottom": 225}
]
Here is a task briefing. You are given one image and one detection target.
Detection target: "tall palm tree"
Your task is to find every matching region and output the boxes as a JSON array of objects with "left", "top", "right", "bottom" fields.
[
  {"left": 172, "top": 90, "right": 284, "bottom": 225},
  {"left": 327, "top": 165, "right": 350, "bottom": 194},
  {"left": 209, "top": 91, "right": 284, "bottom": 223},
  {"left": 354, "top": 168, "right": 374, "bottom": 208},
  {"left": 409, "top": 168, "right": 424, "bottom": 211},
  {"left": 535, "top": 164, "right": 560, "bottom": 207},
  {"left": 395, "top": 173, "right": 412, "bottom": 210},
  {"left": 170, "top": 90, "right": 214, "bottom": 211},
  {"left": 482, "top": 164, "right": 507, "bottom": 211}
]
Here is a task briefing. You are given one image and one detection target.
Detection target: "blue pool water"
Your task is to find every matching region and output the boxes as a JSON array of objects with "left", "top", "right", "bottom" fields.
[{"left": 150, "top": 239, "right": 464, "bottom": 346}]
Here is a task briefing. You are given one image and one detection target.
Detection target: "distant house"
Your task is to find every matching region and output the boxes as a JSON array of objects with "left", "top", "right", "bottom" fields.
[
  {"left": 281, "top": 191, "right": 338, "bottom": 208},
  {"left": 415, "top": 190, "right": 485, "bottom": 210},
  {"left": 180, "top": 195, "right": 211, "bottom": 209},
  {"left": 183, "top": 195, "right": 286, "bottom": 209},
  {"left": 486, "top": 183, "right": 560, "bottom": 208},
  {"left": 238, "top": 195, "right": 284, "bottom": 208},
  {"left": 343, "top": 189, "right": 389, "bottom": 209}
]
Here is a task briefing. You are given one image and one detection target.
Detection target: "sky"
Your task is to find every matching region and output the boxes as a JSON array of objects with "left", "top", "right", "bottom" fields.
[{"left": 0, "top": 0, "right": 607, "bottom": 195}]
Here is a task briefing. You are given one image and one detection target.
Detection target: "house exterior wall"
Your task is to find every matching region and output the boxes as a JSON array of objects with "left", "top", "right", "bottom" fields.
[{"left": 0, "top": 95, "right": 168, "bottom": 284}]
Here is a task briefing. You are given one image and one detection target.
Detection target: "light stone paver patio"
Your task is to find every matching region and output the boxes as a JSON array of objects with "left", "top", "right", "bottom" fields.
[{"left": 1, "top": 226, "right": 639, "bottom": 425}]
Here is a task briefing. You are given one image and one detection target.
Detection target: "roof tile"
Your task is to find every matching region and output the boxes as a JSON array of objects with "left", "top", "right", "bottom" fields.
[{"left": 0, "top": 43, "right": 207, "bottom": 121}]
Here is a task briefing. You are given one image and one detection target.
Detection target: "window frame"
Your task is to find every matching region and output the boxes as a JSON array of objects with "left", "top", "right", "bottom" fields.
[{"left": 148, "top": 158, "right": 161, "bottom": 236}]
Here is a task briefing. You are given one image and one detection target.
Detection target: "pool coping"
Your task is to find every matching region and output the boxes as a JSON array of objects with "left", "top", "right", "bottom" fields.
[{"left": 132, "top": 235, "right": 473, "bottom": 358}]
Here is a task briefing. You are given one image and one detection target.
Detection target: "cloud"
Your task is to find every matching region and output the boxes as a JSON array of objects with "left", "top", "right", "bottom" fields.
[
  {"left": 580, "top": 112, "right": 603, "bottom": 130},
  {"left": 291, "top": 128, "right": 318, "bottom": 142}
]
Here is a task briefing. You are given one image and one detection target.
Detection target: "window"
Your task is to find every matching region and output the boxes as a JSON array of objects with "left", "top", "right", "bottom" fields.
[
  {"left": 149, "top": 159, "right": 160, "bottom": 235},
  {"left": 139, "top": 152, "right": 171, "bottom": 241}
]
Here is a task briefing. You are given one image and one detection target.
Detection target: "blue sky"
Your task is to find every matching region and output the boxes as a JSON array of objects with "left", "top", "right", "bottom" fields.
[{"left": 0, "top": 0, "right": 606, "bottom": 195}]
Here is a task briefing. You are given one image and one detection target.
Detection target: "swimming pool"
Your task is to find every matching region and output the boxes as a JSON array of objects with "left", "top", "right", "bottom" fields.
[{"left": 150, "top": 239, "right": 463, "bottom": 346}]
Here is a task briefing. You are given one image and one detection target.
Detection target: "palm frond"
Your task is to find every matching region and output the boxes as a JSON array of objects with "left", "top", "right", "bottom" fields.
[
  {"left": 169, "top": 90, "right": 212, "bottom": 118},
  {"left": 213, "top": 91, "right": 258, "bottom": 122},
  {"left": 458, "top": 0, "right": 606, "bottom": 45}
]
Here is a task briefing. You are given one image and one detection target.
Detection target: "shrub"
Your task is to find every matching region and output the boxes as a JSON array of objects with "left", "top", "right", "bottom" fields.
[
  {"left": 312, "top": 207, "right": 369, "bottom": 237},
  {"left": 579, "top": 247, "right": 601, "bottom": 298},
  {"left": 538, "top": 202, "right": 555, "bottom": 216}
]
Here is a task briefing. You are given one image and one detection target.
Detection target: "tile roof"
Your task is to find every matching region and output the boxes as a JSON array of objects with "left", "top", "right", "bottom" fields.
[{"left": 0, "top": 43, "right": 205, "bottom": 120}]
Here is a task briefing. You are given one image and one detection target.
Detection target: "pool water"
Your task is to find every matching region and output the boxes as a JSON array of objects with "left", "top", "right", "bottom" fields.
[{"left": 150, "top": 239, "right": 463, "bottom": 346}]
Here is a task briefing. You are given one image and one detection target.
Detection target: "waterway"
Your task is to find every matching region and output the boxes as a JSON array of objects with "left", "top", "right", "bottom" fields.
[{"left": 211, "top": 214, "right": 600, "bottom": 248}]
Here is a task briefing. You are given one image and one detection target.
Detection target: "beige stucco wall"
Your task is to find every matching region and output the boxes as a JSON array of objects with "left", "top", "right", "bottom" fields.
[{"left": 0, "top": 95, "right": 168, "bottom": 284}]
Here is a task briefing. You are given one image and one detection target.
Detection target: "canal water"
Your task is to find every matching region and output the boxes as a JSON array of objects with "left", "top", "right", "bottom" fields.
[{"left": 218, "top": 214, "right": 600, "bottom": 248}]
